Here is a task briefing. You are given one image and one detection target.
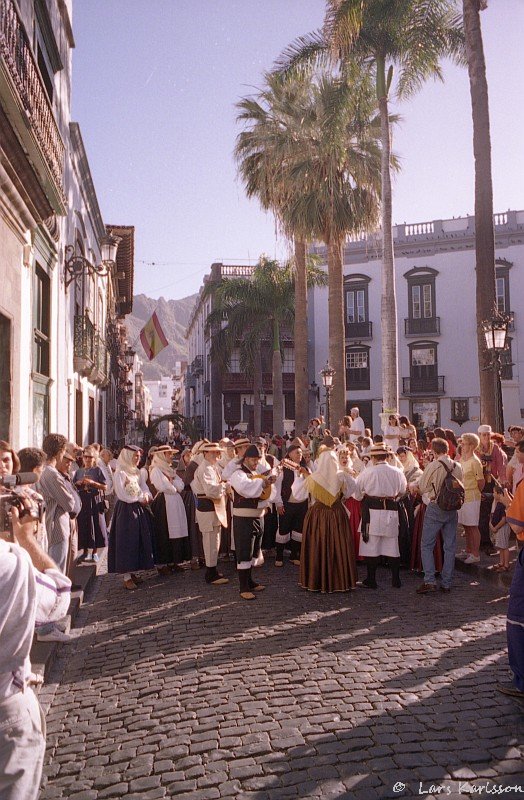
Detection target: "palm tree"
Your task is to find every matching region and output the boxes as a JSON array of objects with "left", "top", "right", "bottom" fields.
[
  {"left": 235, "top": 73, "right": 316, "bottom": 436},
  {"left": 275, "top": 0, "right": 465, "bottom": 414},
  {"left": 237, "top": 69, "right": 383, "bottom": 426},
  {"left": 205, "top": 256, "right": 327, "bottom": 434},
  {"left": 462, "top": 0, "right": 496, "bottom": 427}
]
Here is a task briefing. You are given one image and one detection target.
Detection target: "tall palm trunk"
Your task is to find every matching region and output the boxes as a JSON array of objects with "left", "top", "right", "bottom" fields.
[
  {"left": 293, "top": 238, "right": 308, "bottom": 436},
  {"left": 463, "top": 0, "right": 496, "bottom": 428},
  {"left": 272, "top": 319, "right": 284, "bottom": 434},
  {"left": 327, "top": 237, "right": 346, "bottom": 428},
  {"left": 253, "top": 345, "right": 262, "bottom": 434},
  {"left": 377, "top": 57, "right": 399, "bottom": 414}
]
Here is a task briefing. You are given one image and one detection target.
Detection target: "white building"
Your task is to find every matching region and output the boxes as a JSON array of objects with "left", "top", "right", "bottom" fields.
[
  {"left": 0, "top": 0, "right": 135, "bottom": 448},
  {"left": 185, "top": 263, "right": 296, "bottom": 439},
  {"left": 143, "top": 376, "right": 176, "bottom": 441},
  {"left": 309, "top": 210, "right": 524, "bottom": 434}
]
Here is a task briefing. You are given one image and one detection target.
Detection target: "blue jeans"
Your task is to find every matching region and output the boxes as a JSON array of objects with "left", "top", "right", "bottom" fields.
[{"left": 421, "top": 502, "right": 458, "bottom": 588}]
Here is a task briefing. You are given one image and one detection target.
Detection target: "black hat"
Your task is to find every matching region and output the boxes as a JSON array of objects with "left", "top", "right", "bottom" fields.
[{"left": 243, "top": 444, "right": 262, "bottom": 460}]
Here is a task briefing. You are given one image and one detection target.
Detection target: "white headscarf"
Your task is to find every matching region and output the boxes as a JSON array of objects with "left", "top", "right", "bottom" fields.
[
  {"left": 116, "top": 447, "right": 140, "bottom": 476},
  {"left": 150, "top": 449, "right": 175, "bottom": 478},
  {"left": 305, "top": 449, "right": 344, "bottom": 507}
]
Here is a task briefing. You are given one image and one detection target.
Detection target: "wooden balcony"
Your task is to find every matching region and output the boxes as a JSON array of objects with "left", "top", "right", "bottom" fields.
[
  {"left": 73, "top": 314, "right": 95, "bottom": 376},
  {"left": 0, "top": 0, "right": 66, "bottom": 212},
  {"left": 222, "top": 372, "right": 295, "bottom": 391},
  {"left": 404, "top": 317, "right": 441, "bottom": 336},
  {"left": 402, "top": 376, "right": 445, "bottom": 396},
  {"left": 345, "top": 320, "right": 373, "bottom": 339}
]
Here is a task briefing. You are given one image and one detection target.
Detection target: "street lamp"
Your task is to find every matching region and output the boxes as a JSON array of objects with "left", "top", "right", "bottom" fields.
[
  {"left": 481, "top": 314, "right": 511, "bottom": 433},
  {"left": 64, "top": 233, "right": 122, "bottom": 289},
  {"left": 320, "top": 362, "right": 335, "bottom": 431}
]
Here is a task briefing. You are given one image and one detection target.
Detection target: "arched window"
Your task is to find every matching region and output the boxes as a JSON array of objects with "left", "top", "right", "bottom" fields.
[
  {"left": 404, "top": 267, "right": 440, "bottom": 336},
  {"left": 344, "top": 274, "right": 372, "bottom": 339}
]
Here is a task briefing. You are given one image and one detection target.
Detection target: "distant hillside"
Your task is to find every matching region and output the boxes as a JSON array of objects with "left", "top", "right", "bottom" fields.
[{"left": 126, "top": 293, "right": 198, "bottom": 380}]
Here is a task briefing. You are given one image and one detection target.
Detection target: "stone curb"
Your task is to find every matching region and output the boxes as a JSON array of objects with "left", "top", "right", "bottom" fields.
[
  {"left": 454, "top": 555, "right": 513, "bottom": 589},
  {"left": 31, "top": 562, "right": 98, "bottom": 687}
]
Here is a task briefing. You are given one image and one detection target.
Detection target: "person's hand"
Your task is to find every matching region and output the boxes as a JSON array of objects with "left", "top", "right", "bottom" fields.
[
  {"left": 10, "top": 504, "right": 38, "bottom": 545},
  {"left": 277, "top": 504, "right": 285, "bottom": 516}
]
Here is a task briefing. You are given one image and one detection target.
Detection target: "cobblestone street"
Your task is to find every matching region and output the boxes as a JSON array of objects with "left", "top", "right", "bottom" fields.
[{"left": 39, "top": 562, "right": 524, "bottom": 800}]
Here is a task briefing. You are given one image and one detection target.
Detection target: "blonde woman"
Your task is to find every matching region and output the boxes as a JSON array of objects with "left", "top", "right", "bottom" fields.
[{"left": 457, "top": 433, "right": 485, "bottom": 563}]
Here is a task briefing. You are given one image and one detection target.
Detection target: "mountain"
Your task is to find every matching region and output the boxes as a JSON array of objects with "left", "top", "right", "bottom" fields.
[{"left": 126, "top": 293, "right": 198, "bottom": 379}]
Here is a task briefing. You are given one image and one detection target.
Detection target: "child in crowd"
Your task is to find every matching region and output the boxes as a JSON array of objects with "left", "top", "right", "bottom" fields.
[{"left": 490, "top": 485, "right": 511, "bottom": 572}]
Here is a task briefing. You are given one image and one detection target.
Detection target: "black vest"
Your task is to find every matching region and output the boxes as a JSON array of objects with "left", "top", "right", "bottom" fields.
[{"left": 233, "top": 464, "right": 263, "bottom": 509}]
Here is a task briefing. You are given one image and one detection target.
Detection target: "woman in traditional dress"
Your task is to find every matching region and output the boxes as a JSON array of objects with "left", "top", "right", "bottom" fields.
[
  {"left": 149, "top": 445, "right": 190, "bottom": 573},
  {"left": 396, "top": 447, "right": 423, "bottom": 567},
  {"left": 292, "top": 440, "right": 357, "bottom": 593},
  {"left": 73, "top": 446, "right": 108, "bottom": 563},
  {"left": 338, "top": 445, "right": 362, "bottom": 562},
  {"left": 108, "top": 445, "right": 155, "bottom": 590},
  {"left": 177, "top": 448, "right": 204, "bottom": 569},
  {"left": 497, "top": 483, "right": 524, "bottom": 698}
]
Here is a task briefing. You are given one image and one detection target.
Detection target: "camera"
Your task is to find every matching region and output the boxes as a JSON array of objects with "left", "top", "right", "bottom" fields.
[{"left": 0, "top": 473, "right": 43, "bottom": 541}]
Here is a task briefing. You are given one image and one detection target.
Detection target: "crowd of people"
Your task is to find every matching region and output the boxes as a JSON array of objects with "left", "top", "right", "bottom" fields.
[{"left": 2, "top": 411, "right": 524, "bottom": 798}]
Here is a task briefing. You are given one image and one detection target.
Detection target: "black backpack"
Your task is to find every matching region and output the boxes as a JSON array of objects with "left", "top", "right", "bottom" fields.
[{"left": 436, "top": 461, "right": 465, "bottom": 511}]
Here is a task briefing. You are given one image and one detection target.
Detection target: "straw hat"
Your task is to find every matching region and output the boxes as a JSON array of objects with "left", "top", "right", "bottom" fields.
[
  {"left": 233, "top": 437, "right": 251, "bottom": 450},
  {"left": 368, "top": 443, "right": 391, "bottom": 457},
  {"left": 200, "top": 442, "right": 224, "bottom": 453}
]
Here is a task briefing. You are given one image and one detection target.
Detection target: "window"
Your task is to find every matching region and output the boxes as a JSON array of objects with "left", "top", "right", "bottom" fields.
[
  {"left": 33, "top": 265, "right": 50, "bottom": 377},
  {"left": 345, "top": 346, "right": 370, "bottom": 391},
  {"left": 34, "top": 0, "right": 63, "bottom": 103},
  {"left": 346, "top": 289, "right": 366, "bottom": 323},
  {"left": 405, "top": 268, "right": 439, "bottom": 336},
  {"left": 495, "top": 259, "right": 512, "bottom": 318},
  {"left": 344, "top": 275, "right": 372, "bottom": 338},
  {"left": 229, "top": 348, "right": 240, "bottom": 373},
  {"left": 501, "top": 338, "right": 513, "bottom": 380},
  {"left": 282, "top": 347, "right": 295, "bottom": 373},
  {"left": 158, "top": 384, "right": 167, "bottom": 398},
  {"left": 496, "top": 277, "right": 506, "bottom": 313},
  {"left": 406, "top": 341, "right": 443, "bottom": 395},
  {"left": 411, "top": 283, "right": 433, "bottom": 319}
]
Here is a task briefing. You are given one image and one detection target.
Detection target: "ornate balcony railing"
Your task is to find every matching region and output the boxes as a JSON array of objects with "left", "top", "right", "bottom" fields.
[
  {"left": 402, "top": 376, "right": 445, "bottom": 396},
  {"left": 89, "top": 335, "right": 109, "bottom": 387},
  {"left": 73, "top": 314, "right": 95, "bottom": 376},
  {"left": 0, "top": 0, "right": 65, "bottom": 204},
  {"left": 404, "top": 317, "right": 441, "bottom": 336},
  {"left": 190, "top": 355, "right": 204, "bottom": 375}
]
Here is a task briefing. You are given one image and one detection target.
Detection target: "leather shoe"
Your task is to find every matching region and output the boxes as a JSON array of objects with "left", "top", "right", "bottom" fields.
[
  {"left": 497, "top": 682, "right": 524, "bottom": 699},
  {"left": 439, "top": 586, "right": 451, "bottom": 593},
  {"left": 240, "top": 591, "right": 256, "bottom": 600},
  {"left": 416, "top": 582, "right": 437, "bottom": 594}
]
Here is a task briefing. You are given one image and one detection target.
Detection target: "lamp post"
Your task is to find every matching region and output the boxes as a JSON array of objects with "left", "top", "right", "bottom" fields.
[
  {"left": 480, "top": 314, "right": 510, "bottom": 433},
  {"left": 320, "top": 362, "right": 335, "bottom": 431},
  {"left": 64, "top": 233, "right": 122, "bottom": 289}
]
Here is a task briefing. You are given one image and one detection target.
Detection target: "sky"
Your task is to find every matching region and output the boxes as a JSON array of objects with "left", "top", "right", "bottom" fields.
[{"left": 72, "top": 0, "right": 524, "bottom": 301}]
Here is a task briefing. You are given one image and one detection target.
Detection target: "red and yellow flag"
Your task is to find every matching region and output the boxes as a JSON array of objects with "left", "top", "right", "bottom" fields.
[{"left": 139, "top": 311, "right": 168, "bottom": 361}]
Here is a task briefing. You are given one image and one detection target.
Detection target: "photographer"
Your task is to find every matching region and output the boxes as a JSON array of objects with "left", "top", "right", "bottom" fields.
[
  {"left": 38, "top": 435, "right": 81, "bottom": 574},
  {"left": 0, "top": 501, "right": 71, "bottom": 800}
]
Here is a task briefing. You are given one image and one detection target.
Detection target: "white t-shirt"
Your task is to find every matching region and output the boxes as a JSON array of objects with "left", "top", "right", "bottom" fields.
[{"left": 349, "top": 416, "right": 365, "bottom": 442}]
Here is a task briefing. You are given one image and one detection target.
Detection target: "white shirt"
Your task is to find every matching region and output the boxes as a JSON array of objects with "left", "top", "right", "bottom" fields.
[
  {"left": 354, "top": 462, "right": 407, "bottom": 500},
  {"left": 113, "top": 470, "right": 152, "bottom": 504},
  {"left": 0, "top": 540, "right": 71, "bottom": 699},
  {"left": 349, "top": 416, "right": 365, "bottom": 442},
  {"left": 382, "top": 425, "right": 401, "bottom": 452}
]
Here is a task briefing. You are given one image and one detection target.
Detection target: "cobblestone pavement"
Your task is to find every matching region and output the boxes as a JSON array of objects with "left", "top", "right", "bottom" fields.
[{"left": 39, "top": 560, "right": 524, "bottom": 800}]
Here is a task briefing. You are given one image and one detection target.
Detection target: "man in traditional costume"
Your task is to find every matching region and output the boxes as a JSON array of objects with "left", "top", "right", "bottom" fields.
[
  {"left": 354, "top": 443, "right": 407, "bottom": 589},
  {"left": 229, "top": 444, "right": 277, "bottom": 600},
  {"left": 221, "top": 437, "right": 251, "bottom": 481},
  {"left": 275, "top": 440, "right": 309, "bottom": 567},
  {"left": 254, "top": 436, "right": 279, "bottom": 554},
  {"left": 191, "top": 442, "right": 229, "bottom": 586}
]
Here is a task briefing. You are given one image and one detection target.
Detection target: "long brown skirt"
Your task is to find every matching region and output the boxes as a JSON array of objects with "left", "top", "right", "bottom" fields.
[{"left": 299, "top": 500, "right": 357, "bottom": 593}]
